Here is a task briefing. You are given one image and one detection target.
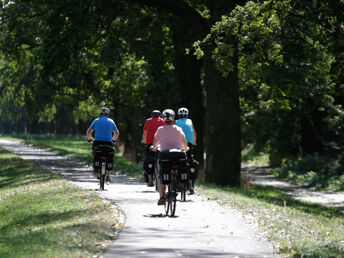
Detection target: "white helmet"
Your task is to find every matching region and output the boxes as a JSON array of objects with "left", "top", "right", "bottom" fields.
[
  {"left": 178, "top": 107, "right": 189, "bottom": 117},
  {"left": 100, "top": 107, "right": 110, "bottom": 116},
  {"left": 162, "top": 109, "right": 175, "bottom": 122}
]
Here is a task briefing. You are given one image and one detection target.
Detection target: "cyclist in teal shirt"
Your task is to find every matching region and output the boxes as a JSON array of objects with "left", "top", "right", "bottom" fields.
[{"left": 175, "top": 107, "right": 197, "bottom": 194}]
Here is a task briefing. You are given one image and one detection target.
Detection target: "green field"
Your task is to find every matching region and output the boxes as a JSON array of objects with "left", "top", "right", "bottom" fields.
[{"left": 0, "top": 147, "right": 123, "bottom": 257}]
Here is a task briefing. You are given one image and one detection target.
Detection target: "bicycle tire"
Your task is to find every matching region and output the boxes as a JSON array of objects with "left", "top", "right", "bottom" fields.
[
  {"left": 164, "top": 184, "right": 171, "bottom": 215},
  {"left": 100, "top": 162, "right": 106, "bottom": 190},
  {"left": 170, "top": 182, "right": 177, "bottom": 216},
  {"left": 181, "top": 182, "right": 187, "bottom": 202}
]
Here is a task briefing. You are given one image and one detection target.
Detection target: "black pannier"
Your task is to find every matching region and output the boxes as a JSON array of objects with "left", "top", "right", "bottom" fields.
[
  {"left": 188, "top": 155, "right": 199, "bottom": 180},
  {"left": 159, "top": 151, "right": 188, "bottom": 184},
  {"left": 143, "top": 150, "right": 156, "bottom": 175},
  {"left": 94, "top": 145, "right": 115, "bottom": 171}
]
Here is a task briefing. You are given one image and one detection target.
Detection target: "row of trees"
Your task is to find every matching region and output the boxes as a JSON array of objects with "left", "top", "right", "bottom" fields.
[{"left": 0, "top": 0, "right": 343, "bottom": 186}]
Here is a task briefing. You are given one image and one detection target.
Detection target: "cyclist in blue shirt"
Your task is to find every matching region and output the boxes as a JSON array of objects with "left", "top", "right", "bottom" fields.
[
  {"left": 175, "top": 107, "right": 197, "bottom": 194},
  {"left": 86, "top": 107, "right": 119, "bottom": 181}
]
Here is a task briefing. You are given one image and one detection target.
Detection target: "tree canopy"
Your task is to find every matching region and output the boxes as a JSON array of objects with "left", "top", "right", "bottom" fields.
[{"left": 0, "top": 0, "right": 343, "bottom": 186}]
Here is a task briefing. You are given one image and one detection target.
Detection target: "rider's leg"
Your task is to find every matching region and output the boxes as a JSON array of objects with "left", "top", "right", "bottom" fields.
[
  {"left": 148, "top": 174, "right": 153, "bottom": 184},
  {"left": 158, "top": 180, "right": 165, "bottom": 198}
]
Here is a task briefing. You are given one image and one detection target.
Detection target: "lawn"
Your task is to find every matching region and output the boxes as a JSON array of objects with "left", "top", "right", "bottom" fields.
[{"left": 0, "top": 148, "right": 123, "bottom": 257}]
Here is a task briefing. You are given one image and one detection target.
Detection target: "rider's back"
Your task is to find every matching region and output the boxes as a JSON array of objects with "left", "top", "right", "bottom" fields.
[
  {"left": 144, "top": 117, "right": 164, "bottom": 144},
  {"left": 91, "top": 116, "right": 117, "bottom": 142},
  {"left": 155, "top": 125, "right": 185, "bottom": 152},
  {"left": 175, "top": 117, "right": 193, "bottom": 144}
]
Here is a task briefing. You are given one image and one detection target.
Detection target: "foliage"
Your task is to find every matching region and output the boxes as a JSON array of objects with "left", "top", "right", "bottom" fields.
[
  {"left": 0, "top": 148, "right": 123, "bottom": 257},
  {"left": 207, "top": 0, "right": 344, "bottom": 165},
  {"left": 273, "top": 153, "right": 344, "bottom": 191}
]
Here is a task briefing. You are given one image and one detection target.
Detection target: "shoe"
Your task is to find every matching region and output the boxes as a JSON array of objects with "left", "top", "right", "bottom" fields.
[
  {"left": 106, "top": 175, "right": 111, "bottom": 182},
  {"left": 147, "top": 182, "right": 154, "bottom": 187},
  {"left": 189, "top": 188, "right": 195, "bottom": 195},
  {"left": 157, "top": 197, "right": 165, "bottom": 205}
]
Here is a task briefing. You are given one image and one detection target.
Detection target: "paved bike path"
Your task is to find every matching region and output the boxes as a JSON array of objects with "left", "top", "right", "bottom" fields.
[{"left": 0, "top": 140, "right": 276, "bottom": 257}]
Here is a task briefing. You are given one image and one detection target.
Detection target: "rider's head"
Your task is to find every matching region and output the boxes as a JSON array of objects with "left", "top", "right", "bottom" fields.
[
  {"left": 151, "top": 110, "right": 161, "bottom": 118},
  {"left": 178, "top": 107, "right": 189, "bottom": 118},
  {"left": 100, "top": 107, "right": 110, "bottom": 117},
  {"left": 162, "top": 109, "right": 175, "bottom": 125}
]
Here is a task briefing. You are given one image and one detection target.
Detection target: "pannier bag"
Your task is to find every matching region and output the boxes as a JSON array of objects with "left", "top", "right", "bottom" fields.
[
  {"left": 159, "top": 151, "right": 187, "bottom": 184},
  {"left": 143, "top": 150, "right": 156, "bottom": 175},
  {"left": 94, "top": 145, "right": 115, "bottom": 171},
  {"left": 188, "top": 155, "right": 199, "bottom": 180}
]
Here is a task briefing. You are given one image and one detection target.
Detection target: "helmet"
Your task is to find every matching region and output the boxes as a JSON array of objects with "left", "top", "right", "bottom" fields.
[
  {"left": 162, "top": 109, "right": 175, "bottom": 122},
  {"left": 178, "top": 107, "right": 189, "bottom": 117},
  {"left": 151, "top": 110, "right": 161, "bottom": 118},
  {"left": 100, "top": 107, "right": 110, "bottom": 116}
]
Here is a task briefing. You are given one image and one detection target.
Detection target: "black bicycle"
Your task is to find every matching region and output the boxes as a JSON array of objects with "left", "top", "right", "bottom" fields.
[
  {"left": 159, "top": 150, "right": 187, "bottom": 216},
  {"left": 89, "top": 139, "right": 115, "bottom": 190}
]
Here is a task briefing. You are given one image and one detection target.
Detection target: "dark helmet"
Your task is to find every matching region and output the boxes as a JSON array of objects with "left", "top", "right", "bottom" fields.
[
  {"left": 162, "top": 109, "right": 175, "bottom": 122},
  {"left": 151, "top": 110, "right": 161, "bottom": 118},
  {"left": 100, "top": 107, "right": 110, "bottom": 116}
]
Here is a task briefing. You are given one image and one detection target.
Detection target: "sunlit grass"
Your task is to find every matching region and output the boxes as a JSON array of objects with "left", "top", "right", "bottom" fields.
[
  {"left": 241, "top": 144, "right": 269, "bottom": 166},
  {"left": 197, "top": 184, "right": 344, "bottom": 257},
  {"left": 0, "top": 148, "right": 123, "bottom": 257},
  {"left": 3, "top": 134, "right": 143, "bottom": 178}
]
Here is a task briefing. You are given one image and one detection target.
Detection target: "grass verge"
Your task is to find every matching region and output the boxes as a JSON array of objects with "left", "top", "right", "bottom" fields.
[
  {"left": 1, "top": 135, "right": 343, "bottom": 257},
  {"left": 2, "top": 134, "right": 142, "bottom": 178},
  {"left": 0, "top": 148, "right": 123, "bottom": 257},
  {"left": 197, "top": 184, "right": 344, "bottom": 257}
]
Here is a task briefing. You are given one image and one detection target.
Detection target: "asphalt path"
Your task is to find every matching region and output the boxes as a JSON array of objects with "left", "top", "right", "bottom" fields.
[
  {"left": 242, "top": 166, "right": 344, "bottom": 212},
  {"left": 0, "top": 140, "right": 276, "bottom": 257}
]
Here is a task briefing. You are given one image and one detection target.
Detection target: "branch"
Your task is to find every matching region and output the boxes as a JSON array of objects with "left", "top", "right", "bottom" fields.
[{"left": 127, "top": 0, "right": 209, "bottom": 37}]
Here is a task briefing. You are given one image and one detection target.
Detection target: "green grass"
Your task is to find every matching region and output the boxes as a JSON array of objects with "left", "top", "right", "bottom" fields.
[
  {"left": 241, "top": 144, "right": 269, "bottom": 166},
  {"left": 3, "top": 134, "right": 142, "bottom": 178},
  {"left": 2, "top": 135, "right": 343, "bottom": 257},
  {"left": 197, "top": 184, "right": 344, "bottom": 257},
  {"left": 0, "top": 148, "right": 123, "bottom": 257}
]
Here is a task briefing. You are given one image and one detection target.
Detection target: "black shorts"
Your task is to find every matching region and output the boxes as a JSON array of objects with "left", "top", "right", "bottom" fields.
[{"left": 92, "top": 140, "right": 113, "bottom": 150}]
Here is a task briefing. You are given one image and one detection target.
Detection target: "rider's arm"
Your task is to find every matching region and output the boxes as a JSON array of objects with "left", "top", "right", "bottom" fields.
[
  {"left": 181, "top": 135, "right": 188, "bottom": 152},
  {"left": 152, "top": 137, "right": 159, "bottom": 151},
  {"left": 192, "top": 125, "right": 197, "bottom": 145},
  {"left": 86, "top": 128, "right": 93, "bottom": 141},
  {"left": 112, "top": 129, "right": 119, "bottom": 141},
  {"left": 142, "top": 130, "right": 147, "bottom": 144}
]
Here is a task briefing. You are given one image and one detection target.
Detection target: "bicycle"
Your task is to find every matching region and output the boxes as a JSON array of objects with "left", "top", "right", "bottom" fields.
[
  {"left": 143, "top": 145, "right": 158, "bottom": 187},
  {"left": 88, "top": 139, "right": 115, "bottom": 190},
  {"left": 159, "top": 150, "right": 187, "bottom": 216}
]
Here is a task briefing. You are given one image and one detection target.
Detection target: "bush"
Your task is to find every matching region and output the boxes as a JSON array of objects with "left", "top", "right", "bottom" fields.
[{"left": 273, "top": 153, "right": 344, "bottom": 191}]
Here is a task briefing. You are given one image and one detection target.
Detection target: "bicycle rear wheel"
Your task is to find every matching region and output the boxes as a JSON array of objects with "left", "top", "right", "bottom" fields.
[
  {"left": 164, "top": 182, "right": 176, "bottom": 216},
  {"left": 180, "top": 181, "right": 187, "bottom": 202},
  {"left": 164, "top": 183, "right": 177, "bottom": 216},
  {"left": 100, "top": 162, "right": 106, "bottom": 190},
  {"left": 170, "top": 182, "right": 177, "bottom": 216}
]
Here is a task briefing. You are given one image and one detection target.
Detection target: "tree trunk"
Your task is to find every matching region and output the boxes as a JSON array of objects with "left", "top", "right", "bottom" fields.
[
  {"left": 204, "top": 37, "right": 241, "bottom": 186},
  {"left": 171, "top": 25, "right": 205, "bottom": 166}
]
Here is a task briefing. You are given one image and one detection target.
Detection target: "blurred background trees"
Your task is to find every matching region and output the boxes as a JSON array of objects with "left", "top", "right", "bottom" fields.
[{"left": 0, "top": 0, "right": 343, "bottom": 187}]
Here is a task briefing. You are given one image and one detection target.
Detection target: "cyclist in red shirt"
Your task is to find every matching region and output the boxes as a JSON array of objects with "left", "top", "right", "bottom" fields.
[{"left": 142, "top": 110, "right": 164, "bottom": 186}]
